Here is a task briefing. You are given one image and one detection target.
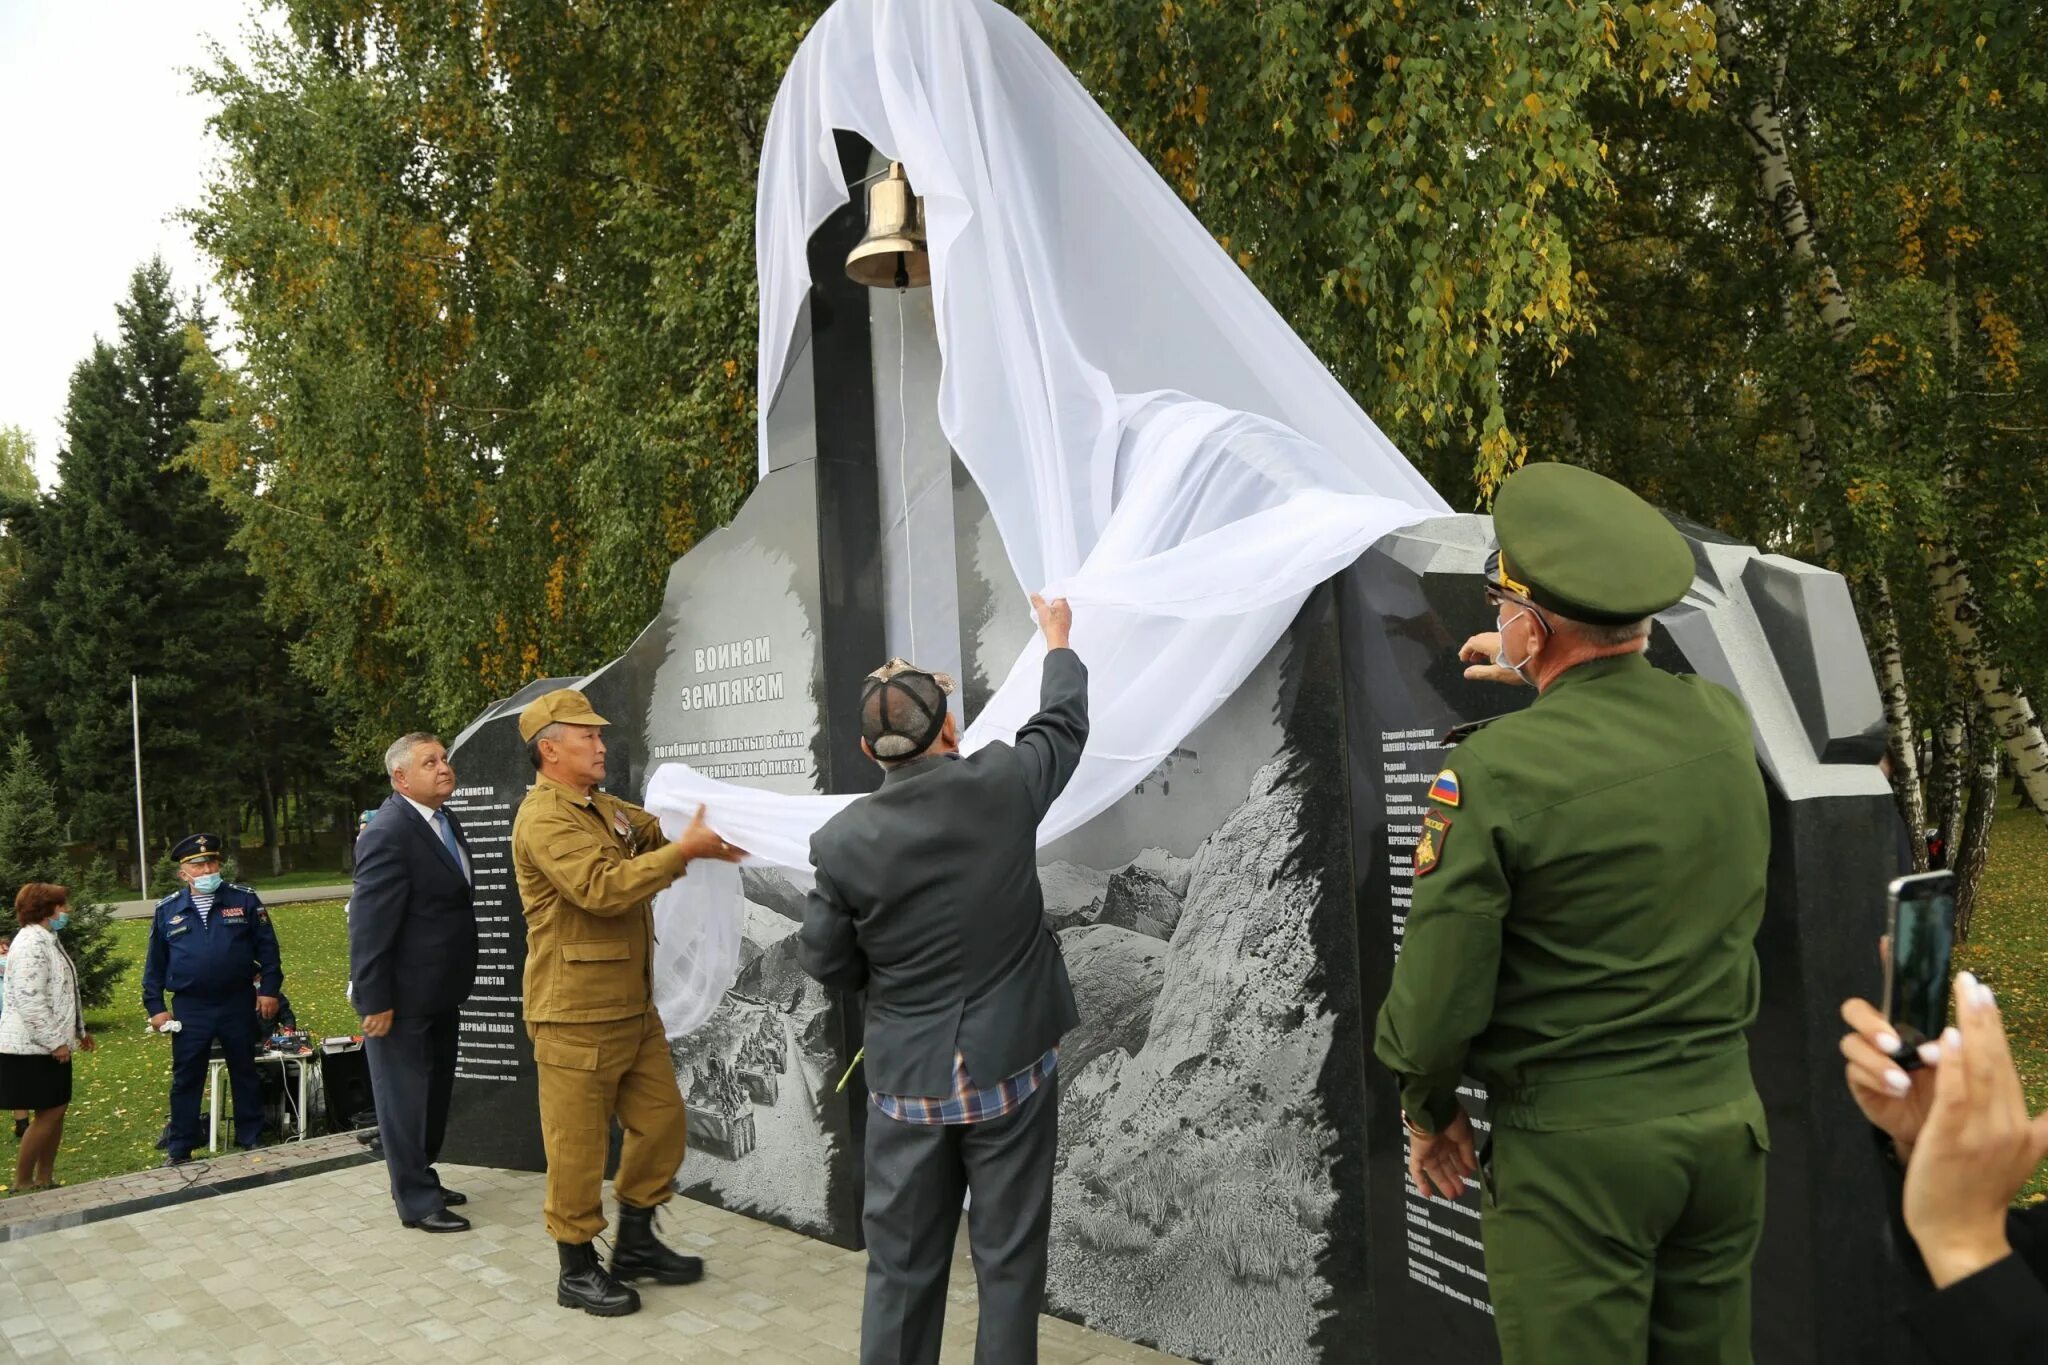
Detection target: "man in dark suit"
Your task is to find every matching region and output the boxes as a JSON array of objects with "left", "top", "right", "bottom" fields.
[
  {"left": 800, "top": 594, "right": 1086, "bottom": 1365},
  {"left": 350, "top": 731, "right": 479, "bottom": 1233}
]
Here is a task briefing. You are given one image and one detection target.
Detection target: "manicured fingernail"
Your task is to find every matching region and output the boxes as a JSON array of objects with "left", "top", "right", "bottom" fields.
[
  {"left": 1959, "top": 971, "right": 1980, "bottom": 994},
  {"left": 1977, "top": 982, "right": 1997, "bottom": 1009},
  {"left": 1876, "top": 1031, "right": 1901, "bottom": 1054},
  {"left": 1919, "top": 1042, "right": 1943, "bottom": 1066},
  {"left": 1885, "top": 1069, "right": 1912, "bottom": 1096},
  {"left": 1943, "top": 1027, "right": 1963, "bottom": 1051}
]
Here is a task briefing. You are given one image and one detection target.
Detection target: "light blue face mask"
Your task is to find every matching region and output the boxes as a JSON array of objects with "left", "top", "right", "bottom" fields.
[
  {"left": 49, "top": 912, "right": 70, "bottom": 933},
  {"left": 193, "top": 873, "right": 224, "bottom": 894}
]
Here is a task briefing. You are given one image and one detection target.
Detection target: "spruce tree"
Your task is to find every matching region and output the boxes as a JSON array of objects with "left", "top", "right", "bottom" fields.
[
  {"left": 0, "top": 427, "right": 42, "bottom": 744},
  {"left": 33, "top": 260, "right": 293, "bottom": 857},
  {"left": 0, "top": 736, "right": 128, "bottom": 1008}
]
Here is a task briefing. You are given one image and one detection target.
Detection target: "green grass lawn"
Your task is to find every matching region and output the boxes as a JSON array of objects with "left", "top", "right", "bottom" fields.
[
  {"left": 9, "top": 801, "right": 2046, "bottom": 1200},
  {"left": 240, "top": 867, "right": 355, "bottom": 893},
  {"left": 2, "top": 899, "right": 358, "bottom": 1195},
  {"left": 1952, "top": 796, "right": 2048, "bottom": 1199}
]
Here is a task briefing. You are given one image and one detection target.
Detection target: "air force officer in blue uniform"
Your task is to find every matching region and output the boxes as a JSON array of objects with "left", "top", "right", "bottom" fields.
[{"left": 143, "top": 833, "right": 283, "bottom": 1162}]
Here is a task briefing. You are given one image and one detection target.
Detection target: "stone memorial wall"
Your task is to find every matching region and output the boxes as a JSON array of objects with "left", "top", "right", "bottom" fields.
[{"left": 442, "top": 135, "right": 1913, "bottom": 1361}]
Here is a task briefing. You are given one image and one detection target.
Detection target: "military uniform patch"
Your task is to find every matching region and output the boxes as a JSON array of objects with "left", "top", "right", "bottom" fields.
[
  {"left": 1427, "top": 769, "right": 1461, "bottom": 807},
  {"left": 1416, "top": 811, "right": 1452, "bottom": 875}
]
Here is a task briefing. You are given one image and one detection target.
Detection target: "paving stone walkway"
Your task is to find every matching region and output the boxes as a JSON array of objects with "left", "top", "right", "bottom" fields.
[
  {"left": 0, "top": 1158, "right": 1186, "bottom": 1362},
  {"left": 0, "top": 1132, "right": 376, "bottom": 1236}
]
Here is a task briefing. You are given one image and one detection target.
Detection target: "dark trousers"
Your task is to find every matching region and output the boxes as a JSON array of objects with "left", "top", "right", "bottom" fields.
[
  {"left": 365, "top": 1009, "right": 460, "bottom": 1222},
  {"left": 168, "top": 991, "right": 260, "bottom": 1156},
  {"left": 860, "top": 1074, "right": 1059, "bottom": 1365}
]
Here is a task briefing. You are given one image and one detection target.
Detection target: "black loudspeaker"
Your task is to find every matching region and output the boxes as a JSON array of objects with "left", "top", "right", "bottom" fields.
[{"left": 320, "top": 1040, "right": 377, "bottom": 1134}]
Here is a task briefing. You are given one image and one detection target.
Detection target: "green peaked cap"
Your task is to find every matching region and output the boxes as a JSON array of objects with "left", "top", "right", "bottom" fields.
[{"left": 1489, "top": 463, "right": 1695, "bottom": 625}]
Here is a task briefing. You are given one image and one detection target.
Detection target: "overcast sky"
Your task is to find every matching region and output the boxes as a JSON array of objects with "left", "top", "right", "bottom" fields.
[{"left": 0, "top": 0, "right": 255, "bottom": 489}]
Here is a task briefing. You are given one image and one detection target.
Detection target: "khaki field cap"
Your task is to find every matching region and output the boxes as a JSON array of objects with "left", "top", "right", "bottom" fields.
[{"left": 518, "top": 687, "right": 612, "bottom": 743}]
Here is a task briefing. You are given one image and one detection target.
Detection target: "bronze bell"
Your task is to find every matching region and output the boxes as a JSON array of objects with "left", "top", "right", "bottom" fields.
[{"left": 845, "top": 162, "right": 931, "bottom": 290}]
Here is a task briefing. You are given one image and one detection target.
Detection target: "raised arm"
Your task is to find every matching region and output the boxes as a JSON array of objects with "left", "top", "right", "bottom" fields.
[{"left": 1016, "top": 594, "right": 1089, "bottom": 820}]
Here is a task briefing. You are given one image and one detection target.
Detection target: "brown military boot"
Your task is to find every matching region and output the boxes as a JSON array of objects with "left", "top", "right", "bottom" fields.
[
  {"left": 610, "top": 1202, "right": 704, "bottom": 1285},
  {"left": 556, "top": 1239, "right": 640, "bottom": 1315}
]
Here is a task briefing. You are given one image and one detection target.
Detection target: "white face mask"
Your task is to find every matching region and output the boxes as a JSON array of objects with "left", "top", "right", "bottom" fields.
[{"left": 1494, "top": 606, "right": 1539, "bottom": 685}]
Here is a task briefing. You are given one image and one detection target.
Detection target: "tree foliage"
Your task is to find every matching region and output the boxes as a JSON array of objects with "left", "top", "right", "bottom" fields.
[
  {"left": 183, "top": 1, "right": 2045, "bottom": 860},
  {"left": 0, "top": 736, "right": 130, "bottom": 1010},
  {"left": 0, "top": 262, "right": 315, "bottom": 862},
  {"left": 187, "top": 0, "right": 823, "bottom": 762},
  {"left": 1018, "top": 0, "right": 1720, "bottom": 498}
]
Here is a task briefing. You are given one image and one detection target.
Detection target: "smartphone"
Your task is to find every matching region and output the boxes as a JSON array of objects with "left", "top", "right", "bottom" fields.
[{"left": 1883, "top": 870, "right": 1957, "bottom": 1068}]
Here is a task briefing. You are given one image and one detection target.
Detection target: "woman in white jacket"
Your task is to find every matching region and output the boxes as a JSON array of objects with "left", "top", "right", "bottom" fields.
[{"left": 0, "top": 883, "right": 93, "bottom": 1189}]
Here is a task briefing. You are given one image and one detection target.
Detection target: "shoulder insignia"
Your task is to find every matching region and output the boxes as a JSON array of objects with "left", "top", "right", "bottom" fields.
[
  {"left": 1440, "top": 713, "right": 1511, "bottom": 747},
  {"left": 1426, "top": 769, "right": 1461, "bottom": 807},
  {"left": 156, "top": 890, "right": 180, "bottom": 906},
  {"left": 1415, "top": 811, "right": 1452, "bottom": 876}
]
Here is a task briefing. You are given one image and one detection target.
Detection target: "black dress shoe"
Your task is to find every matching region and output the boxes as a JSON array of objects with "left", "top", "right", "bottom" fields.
[
  {"left": 163, "top": 1154, "right": 191, "bottom": 1168},
  {"left": 439, "top": 1189, "right": 467, "bottom": 1206},
  {"left": 403, "top": 1209, "right": 471, "bottom": 1233}
]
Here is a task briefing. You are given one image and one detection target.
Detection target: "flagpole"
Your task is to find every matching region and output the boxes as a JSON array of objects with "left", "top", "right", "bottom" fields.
[{"left": 132, "top": 673, "right": 148, "bottom": 900}]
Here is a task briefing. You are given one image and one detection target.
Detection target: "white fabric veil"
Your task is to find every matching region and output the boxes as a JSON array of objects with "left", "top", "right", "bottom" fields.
[{"left": 645, "top": 0, "right": 1448, "bottom": 1034}]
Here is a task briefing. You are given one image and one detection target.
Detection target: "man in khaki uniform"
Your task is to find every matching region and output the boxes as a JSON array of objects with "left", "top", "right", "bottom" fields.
[{"left": 512, "top": 688, "right": 743, "bottom": 1317}]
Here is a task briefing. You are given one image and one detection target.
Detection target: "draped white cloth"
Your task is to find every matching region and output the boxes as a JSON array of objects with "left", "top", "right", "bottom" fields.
[{"left": 644, "top": 0, "right": 1447, "bottom": 1034}]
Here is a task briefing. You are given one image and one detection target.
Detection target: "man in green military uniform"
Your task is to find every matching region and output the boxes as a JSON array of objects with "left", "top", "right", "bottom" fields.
[
  {"left": 511, "top": 688, "right": 744, "bottom": 1317},
  {"left": 1374, "top": 463, "right": 1772, "bottom": 1365}
]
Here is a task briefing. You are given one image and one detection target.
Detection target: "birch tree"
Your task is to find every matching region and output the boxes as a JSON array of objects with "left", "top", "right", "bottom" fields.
[{"left": 1710, "top": 0, "right": 2048, "bottom": 825}]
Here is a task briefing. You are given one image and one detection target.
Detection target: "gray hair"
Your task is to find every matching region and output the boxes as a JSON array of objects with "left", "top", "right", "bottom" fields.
[
  {"left": 527, "top": 722, "right": 565, "bottom": 771},
  {"left": 384, "top": 731, "right": 442, "bottom": 779},
  {"left": 1560, "top": 616, "right": 1653, "bottom": 648}
]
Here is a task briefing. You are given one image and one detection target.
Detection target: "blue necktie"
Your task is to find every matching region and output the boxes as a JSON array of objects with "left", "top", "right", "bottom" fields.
[{"left": 434, "top": 810, "right": 464, "bottom": 875}]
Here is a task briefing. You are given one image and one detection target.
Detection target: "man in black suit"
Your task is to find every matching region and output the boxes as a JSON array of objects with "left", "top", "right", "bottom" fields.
[
  {"left": 800, "top": 594, "right": 1086, "bottom": 1365},
  {"left": 350, "top": 731, "right": 480, "bottom": 1233}
]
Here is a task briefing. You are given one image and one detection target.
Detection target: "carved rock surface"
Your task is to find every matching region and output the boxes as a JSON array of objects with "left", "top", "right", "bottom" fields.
[
  {"left": 1039, "top": 859, "right": 1109, "bottom": 932},
  {"left": 1096, "top": 865, "right": 1183, "bottom": 941},
  {"left": 1057, "top": 924, "right": 1168, "bottom": 1074},
  {"left": 1048, "top": 759, "right": 1337, "bottom": 1365}
]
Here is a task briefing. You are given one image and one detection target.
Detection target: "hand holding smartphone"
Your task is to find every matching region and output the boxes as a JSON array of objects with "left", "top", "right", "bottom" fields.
[{"left": 1883, "top": 870, "right": 1958, "bottom": 1069}]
